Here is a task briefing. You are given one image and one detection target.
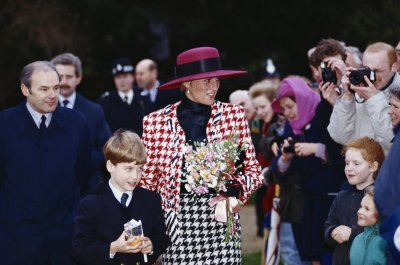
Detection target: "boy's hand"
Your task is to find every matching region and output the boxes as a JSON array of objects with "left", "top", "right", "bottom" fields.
[
  {"left": 140, "top": 236, "right": 153, "bottom": 254},
  {"left": 110, "top": 231, "right": 142, "bottom": 254},
  {"left": 331, "top": 225, "right": 351, "bottom": 244}
]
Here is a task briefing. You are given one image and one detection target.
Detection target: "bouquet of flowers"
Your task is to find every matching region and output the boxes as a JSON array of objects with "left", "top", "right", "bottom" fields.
[{"left": 182, "top": 133, "right": 245, "bottom": 242}]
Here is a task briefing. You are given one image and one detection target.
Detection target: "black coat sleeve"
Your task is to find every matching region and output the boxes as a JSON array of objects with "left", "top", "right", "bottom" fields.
[
  {"left": 77, "top": 119, "right": 93, "bottom": 194},
  {"left": 72, "top": 200, "right": 111, "bottom": 265},
  {"left": 324, "top": 193, "right": 341, "bottom": 247}
]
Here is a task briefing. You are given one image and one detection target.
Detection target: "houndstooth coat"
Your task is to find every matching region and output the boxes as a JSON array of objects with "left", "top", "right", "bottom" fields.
[{"left": 140, "top": 100, "right": 264, "bottom": 240}]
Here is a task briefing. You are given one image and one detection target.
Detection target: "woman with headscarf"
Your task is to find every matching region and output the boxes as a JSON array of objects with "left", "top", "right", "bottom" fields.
[
  {"left": 271, "top": 77, "right": 345, "bottom": 265},
  {"left": 139, "top": 47, "right": 263, "bottom": 264}
]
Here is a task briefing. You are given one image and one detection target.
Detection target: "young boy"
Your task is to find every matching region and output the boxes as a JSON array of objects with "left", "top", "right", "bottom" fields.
[{"left": 72, "top": 130, "right": 170, "bottom": 265}]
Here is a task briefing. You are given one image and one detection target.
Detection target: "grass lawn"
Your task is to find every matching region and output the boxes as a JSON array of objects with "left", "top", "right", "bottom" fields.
[{"left": 243, "top": 251, "right": 261, "bottom": 265}]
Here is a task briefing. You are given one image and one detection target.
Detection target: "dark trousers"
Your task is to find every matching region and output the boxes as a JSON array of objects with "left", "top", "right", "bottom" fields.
[{"left": 255, "top": 185, "right": 267, "bottom": 236}]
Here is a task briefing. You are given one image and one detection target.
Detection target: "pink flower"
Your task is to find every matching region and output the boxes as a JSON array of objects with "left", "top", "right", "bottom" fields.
[
  {"left": 194, "top": 185, "right": 209, "bottom": 195},
  {"left": 205, "top": 152, "right": 214, "bottom": 162},
  {"left": 186, "top": 145, "right": 193, "bottom": 154}
]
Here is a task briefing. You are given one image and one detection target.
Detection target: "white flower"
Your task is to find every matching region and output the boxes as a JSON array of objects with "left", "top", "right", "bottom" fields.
[
  {"left": 187, "top": 175, "right": 194, "bottom": 184},
  {"left": 181, "top": 144, "right": 187, "bottom": 153},
  {"left": 211, "top": 176, "right": 218, "bottom": 188},
  {"left": 185, "top": 184, "right": 192, "bottom": 192}
]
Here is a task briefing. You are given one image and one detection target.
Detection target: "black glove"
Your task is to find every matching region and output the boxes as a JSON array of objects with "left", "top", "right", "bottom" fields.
[{"left": 220, "top": 180, "right": 243, "bottom": 199}]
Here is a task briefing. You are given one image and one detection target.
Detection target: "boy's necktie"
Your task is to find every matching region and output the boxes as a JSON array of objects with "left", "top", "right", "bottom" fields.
[{"left": 121, "top": 193, "right": 129, "bottom": 207}]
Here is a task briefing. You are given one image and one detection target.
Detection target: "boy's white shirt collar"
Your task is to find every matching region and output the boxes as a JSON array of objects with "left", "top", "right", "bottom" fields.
[
  {"left": 26, "top": 102, "right": 52, "bottom": 128},
  {"left": 108, "top": 179, "right": 133, "bottom": 206},
  {"left": 59, "top": 91, "right": 77, "bottom": 109}
]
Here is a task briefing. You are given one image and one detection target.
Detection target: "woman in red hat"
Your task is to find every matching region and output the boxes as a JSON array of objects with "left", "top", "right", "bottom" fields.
[{"left": 140, "top": 47, "right": 263, "bottom": 264}]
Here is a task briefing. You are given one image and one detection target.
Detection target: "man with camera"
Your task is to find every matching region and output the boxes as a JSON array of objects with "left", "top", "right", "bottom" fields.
[{"left": 328, "top": 42, "right": 399, "bottom": 154}]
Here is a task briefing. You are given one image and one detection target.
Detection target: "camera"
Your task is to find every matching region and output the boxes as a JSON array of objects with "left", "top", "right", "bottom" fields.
[
  {"left": 348, "top": 67, "right": 376, "bottom": 86},
  {"left": 320, "top": 62, "right": 337, "bottom": 84},
  {"left": 283, "top": 139, "right": 297, "bottom": 154}
]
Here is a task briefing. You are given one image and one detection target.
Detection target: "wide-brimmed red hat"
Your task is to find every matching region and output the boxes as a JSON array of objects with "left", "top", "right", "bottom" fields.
[{"left": 158, "top": 47, "right": 247, "bottom": 90}]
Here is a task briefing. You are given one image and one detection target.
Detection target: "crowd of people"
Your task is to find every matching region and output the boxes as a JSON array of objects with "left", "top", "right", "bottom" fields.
[
  {"left": 1, "top": 38, "right": 400, "bottom": 265},
  {"left": 228, "top": 38, "right": 400, "bottom": 265}
]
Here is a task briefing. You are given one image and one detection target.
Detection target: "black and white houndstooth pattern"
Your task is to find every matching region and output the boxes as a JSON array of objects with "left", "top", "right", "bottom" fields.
[{"left": 162, "top": 194, "right": 241, "bottom": 265}]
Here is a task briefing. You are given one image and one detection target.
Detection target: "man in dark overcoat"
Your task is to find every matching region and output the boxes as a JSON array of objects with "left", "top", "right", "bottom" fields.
[{"left": 0, "top": 61, "right": 92, "bottom": 264}]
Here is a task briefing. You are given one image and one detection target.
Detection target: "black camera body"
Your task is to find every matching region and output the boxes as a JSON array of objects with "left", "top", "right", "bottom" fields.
[
  {"left": 283, "top": 139, "right": 297, "bottom": 154},
  {"left": 320, "top": 61, "right": 337, "bottom": 84},
  {"left": 349, "top": 67, "right": 376, "bottom": 86}
]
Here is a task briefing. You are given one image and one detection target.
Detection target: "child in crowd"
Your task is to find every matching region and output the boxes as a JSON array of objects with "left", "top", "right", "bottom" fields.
[
  {"left": 324, "top": 137, "right": 385, "bottom": 265},
  {"left": 72, "top": 130, "right": 170, "bottom": 265},
  {"left": 349, "top": 185, "right": 387, "bottom": 265}
]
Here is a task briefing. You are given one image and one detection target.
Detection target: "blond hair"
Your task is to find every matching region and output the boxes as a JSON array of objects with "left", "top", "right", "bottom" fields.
[
  {"left": 365, "top": 42, "right": 397, "bottom": 67},
  {"left": 248, "top": 80, "right": 278, "bottom": 102},
  {"left": 103, "top": 129, "right": 146, "bottom": 165}
]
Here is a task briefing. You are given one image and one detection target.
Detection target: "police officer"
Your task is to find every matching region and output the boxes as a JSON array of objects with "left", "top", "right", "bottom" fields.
[{"left": 98, "top": 57, "right": 145, "bottom": 135}]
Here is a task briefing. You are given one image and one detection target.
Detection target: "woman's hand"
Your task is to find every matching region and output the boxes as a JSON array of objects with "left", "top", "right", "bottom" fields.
[
  {"left": 331, "top": 225, "right": 351, "bottom": 244},
  {"left": 294, "top": 142, "right": 317, "bottom": 157},
  {"left": 271, "top": 142, "right": 279, "bottom": 157},
  {"left": 341, "top": 67, "right": 356, "bottom": 100},
  {"left": 325, "top": 57, "right": 346, "bottom": 80},
  {"left": 281, "top": 138, "right": 294, "bottom": 162},
  {"left": 319, "top": 81, "right": 338, "bottom": 106},
  {"left": 110, "top": 231, "right": 142, "bottom": 254}
]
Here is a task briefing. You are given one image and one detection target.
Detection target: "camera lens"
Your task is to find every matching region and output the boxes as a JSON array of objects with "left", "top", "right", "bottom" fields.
[
  {"left": 322, "top": 68, "right": 337, "bottom": 84},
  {"left": 349, "top": 71, "right": 363, "bottom": 86},
  {"left": 349, "top": 67, "right": 374, "bottom": 86}
]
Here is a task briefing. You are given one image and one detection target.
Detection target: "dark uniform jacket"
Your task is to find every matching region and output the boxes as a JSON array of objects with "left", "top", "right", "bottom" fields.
[{"left": 98, "top": 89, "right": 145, "bottom": 135}]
